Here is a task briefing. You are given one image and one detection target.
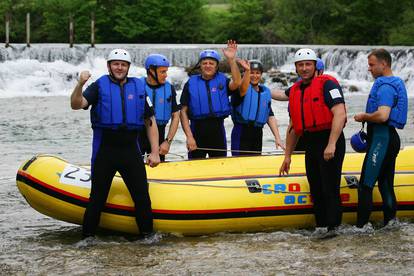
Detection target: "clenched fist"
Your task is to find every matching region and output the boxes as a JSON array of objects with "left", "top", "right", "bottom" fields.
[{"left": 79, "top": 71, "right": 91, "bottom": 85}]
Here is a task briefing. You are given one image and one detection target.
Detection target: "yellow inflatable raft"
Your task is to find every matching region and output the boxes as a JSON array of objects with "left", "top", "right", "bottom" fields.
[{"left": 16, "top": 147, "right": 414, "bottom": 235}]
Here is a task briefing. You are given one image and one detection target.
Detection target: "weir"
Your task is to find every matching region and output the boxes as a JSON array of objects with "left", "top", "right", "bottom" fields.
[{"left": 0, "top": 43, "right": 413, "bottom": 97}]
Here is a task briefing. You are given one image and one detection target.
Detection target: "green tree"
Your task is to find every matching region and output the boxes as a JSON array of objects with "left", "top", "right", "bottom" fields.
[
  {"left": 328, "top": 0, "right": 407, "bottom": 45},
  {"left": 226, "top": 0, "right": 267, "bottom": 43},
  {"left": 387, "top": 1, "right": 414, "bottom": 45},
  {"left": 109, "top": 0, "right": 205, "bottom": 43},
  {"left": 0, "top": 0, "right": 42, "bottom": 43},
  {"left": 41, "top": 0, "right": 95, "bottom": 43},
  {"left": 201, "top": 3, "right": 230, "bottom": 43},
  {"left": 263, "top": 0, "right": 340, "bottom": 44}
]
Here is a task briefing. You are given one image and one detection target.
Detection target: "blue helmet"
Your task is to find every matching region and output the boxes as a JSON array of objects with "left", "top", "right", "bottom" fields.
[
  {"left": 144, "top": 54, "right": 170, "bottom": 70},
  {"left": 199, "top": 50, "right": 221, "bottom": 62},
  {"left": 351, "top": 130, "right": 368, "bottom": 152},
  {"left": 316, "top": 58, "right": 324, "bottom": 71}
]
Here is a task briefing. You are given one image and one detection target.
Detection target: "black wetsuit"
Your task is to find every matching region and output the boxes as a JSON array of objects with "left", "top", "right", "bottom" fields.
[
  {"left": 138, "top": 82, "right": 179, "bottom": 162},
  {"left": 82, "top": 79, "right": 154, "bottom": 236},
  {"left": 357, "top": 124, "right": 400, "bottom": 227},
  {"left": 180, "top": 78, "right": 235, "bottom": 159},
  {"left": 287, "top": 80, "right": 346, "bottom": 229},
  {"left": 303, "top": 130, "right": 345, "bottom": 228}
]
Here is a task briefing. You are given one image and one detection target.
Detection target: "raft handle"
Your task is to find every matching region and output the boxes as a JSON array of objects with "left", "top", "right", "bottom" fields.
[
  {"left": 22, "top": 156, "right": 38, "bottom": 171},
  {"left": 245, "top": 179, "right": 262, "bottom": 193},
  {"left": 344, "top": 176, "right": 359, "bottom": 189}
]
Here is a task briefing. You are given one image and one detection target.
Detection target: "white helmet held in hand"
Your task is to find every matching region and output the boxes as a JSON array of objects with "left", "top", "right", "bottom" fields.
[
  {"left": 107, "top": 49, "right": 132, "bottom": 64},
  {"left": 294, "top": 48, "right": 317, "bottom": 63}
]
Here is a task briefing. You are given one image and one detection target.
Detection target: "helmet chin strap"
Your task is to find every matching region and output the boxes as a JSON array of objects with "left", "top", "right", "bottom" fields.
[{"left": 148, "top": 67, "right": 160, "bottom": 85}]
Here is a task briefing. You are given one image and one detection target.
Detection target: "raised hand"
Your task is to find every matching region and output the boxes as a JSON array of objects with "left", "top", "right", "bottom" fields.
[
  {"left": 79, "top": 71, "right": 91, "bottom": 85},
  {"left": 222, "top": 40, "right": 238, "bottom": 61},
  {"left": 237, "top": 59, "right": 250, "bottom": 71}
]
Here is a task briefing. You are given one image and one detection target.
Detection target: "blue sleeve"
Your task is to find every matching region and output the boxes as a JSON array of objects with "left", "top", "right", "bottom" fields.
[
  {"left": 377, "top": 84, "right": 396, "bottom": 107},
  {"left": 323, "top": 80, "right": 345, "bottom": 109},
  {"left": 82, "top": 81, "right": 99, "bottom": 107}
]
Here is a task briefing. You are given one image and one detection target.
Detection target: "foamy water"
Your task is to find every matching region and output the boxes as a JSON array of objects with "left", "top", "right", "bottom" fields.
[
  {"left": 1, "top": 44, "right": 413, "bottom": 275},
  {"left": 1, "top": 44, "right": 413, "bottom": 98}
]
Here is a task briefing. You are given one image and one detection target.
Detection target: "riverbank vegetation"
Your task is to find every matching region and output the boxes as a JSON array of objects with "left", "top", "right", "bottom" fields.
[{"left": 1, "top": 0, "right": 414, "bottom": 45}]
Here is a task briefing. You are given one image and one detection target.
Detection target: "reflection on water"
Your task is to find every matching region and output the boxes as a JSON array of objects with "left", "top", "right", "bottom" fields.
[{"left": 1, "top": 95, "right": 413, "bottom": 274}]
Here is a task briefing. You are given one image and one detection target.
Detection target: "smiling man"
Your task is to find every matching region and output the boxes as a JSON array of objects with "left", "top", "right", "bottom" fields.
[
  {"left": 70, "top": 49, "right": 160, "bottom": 239},
  {"left": 139, "top": 54, "right": 180, "bottom": 162},
  {"left": 180, "top": 41, "right": 241, "bottom": 159},
  {"left": 279, "top": 48, "right": 347, "bottom": 239}
]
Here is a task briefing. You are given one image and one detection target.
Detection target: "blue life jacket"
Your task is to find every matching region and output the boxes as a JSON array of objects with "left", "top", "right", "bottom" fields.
[
  {"left": 91, "top": 75, "right": 145, "bottom": 130},
  {"left": 143, "top": 78, "right": 172, "bottom": 125},
  {"left": 366, "top": 76, "right": 408, "bottom": 129},
  {"left": 233, "top": 84, "right": 271, "bottom": 127},
  {"left": 188, "top": 72, "right": 231, "bottom": 119}
]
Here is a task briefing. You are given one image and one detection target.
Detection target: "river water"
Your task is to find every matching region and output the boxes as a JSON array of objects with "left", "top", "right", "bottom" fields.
[
  {"left": 1, "top": 43, "right": 414, "bottom": 275},
  {"left": 1, "top": 92, "right": 414, "bottom": 275}
]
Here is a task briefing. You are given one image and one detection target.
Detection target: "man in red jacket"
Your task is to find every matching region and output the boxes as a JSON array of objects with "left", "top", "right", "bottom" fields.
[{"left": 279, "top": 48, "right": 347, "bottom": 239}]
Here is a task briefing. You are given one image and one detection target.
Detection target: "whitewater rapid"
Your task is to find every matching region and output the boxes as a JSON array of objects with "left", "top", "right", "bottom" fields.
[{"left": 0, "top": 44, "right": 412, "bottom": 98}]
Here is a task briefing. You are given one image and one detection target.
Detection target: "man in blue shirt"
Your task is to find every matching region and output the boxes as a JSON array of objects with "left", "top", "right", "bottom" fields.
[
  {"left": 139, "top": 54, "right": 180, "bottom": 162},
  {"left": 180, "top": 40, "right": 241, "bottom": 159},
  {"left": 70, "top": 49, "right": 160, "bottom": 238},
  {"left": 354, "top": 48, "right": 408, "bottom": 228}
]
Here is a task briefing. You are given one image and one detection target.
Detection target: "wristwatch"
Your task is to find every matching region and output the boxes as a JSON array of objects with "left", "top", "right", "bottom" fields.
[{"left": 165, "top": 137, "right": 173, "bottom": 144}]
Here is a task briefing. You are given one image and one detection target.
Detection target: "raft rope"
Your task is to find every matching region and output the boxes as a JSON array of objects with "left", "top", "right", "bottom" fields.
[
  {"left": 194, "top": 147, "right": 304, "bottom": 155},
  {"left": 148, "top": 180, "right": 311, "bottom": 194},
  {"left": 141, "top": 148, "right": 304, "bottom": 159},
  {"left": 31, "top": 153, "right": 414, "bottom": 194},
  {"left": 147, "top": 179, "right": 414, "bottom": 194}
]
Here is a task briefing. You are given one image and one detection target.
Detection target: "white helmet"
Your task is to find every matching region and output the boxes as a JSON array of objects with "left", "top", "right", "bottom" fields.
[
  {"left": 294, "top": 48, "right": 317, "bottom": 63},
  {"left": 107, "top": 49, "right": 131, "bottom": 64}
]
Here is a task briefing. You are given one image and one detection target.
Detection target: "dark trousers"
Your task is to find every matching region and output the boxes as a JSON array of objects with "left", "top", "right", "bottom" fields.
[
  {"left": 357, "top": 125, "right": 400, "bottom": 227},
  {"left": 231, "top": 123, "right": 263, "bottom": 156},
  {"left": 303, "top": 130, "right": 345, "bottom": 229},
  {"left": 83, "top": 144, "right": 153, "bottom": 236},
  {"left": 189, "top": 117, "right": 227, "bottom": 159},
  {"left": 139, "top": 125, "right": 166, "bottom": 161}
]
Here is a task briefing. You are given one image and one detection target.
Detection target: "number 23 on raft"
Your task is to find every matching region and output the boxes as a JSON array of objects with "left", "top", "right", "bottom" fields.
[{"left": 59, "top": 164, "right": 91, "bottom": 188}]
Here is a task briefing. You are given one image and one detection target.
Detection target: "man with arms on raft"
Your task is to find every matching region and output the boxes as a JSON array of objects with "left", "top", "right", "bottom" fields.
[
  {"left": 354, "top": 48, "right": 408, "bottom": 228},
  {"left": 279, "top": 49, "right": 347, "bottom": 238},
  {"left": 70, "top": 49, "right": 160, "bottom": 238},
  {"left": 139, "top": 54, "right": 180, "bottom": 162},
  {"left": 180, "top": 40, "right": 241, "bottom": 159}
]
